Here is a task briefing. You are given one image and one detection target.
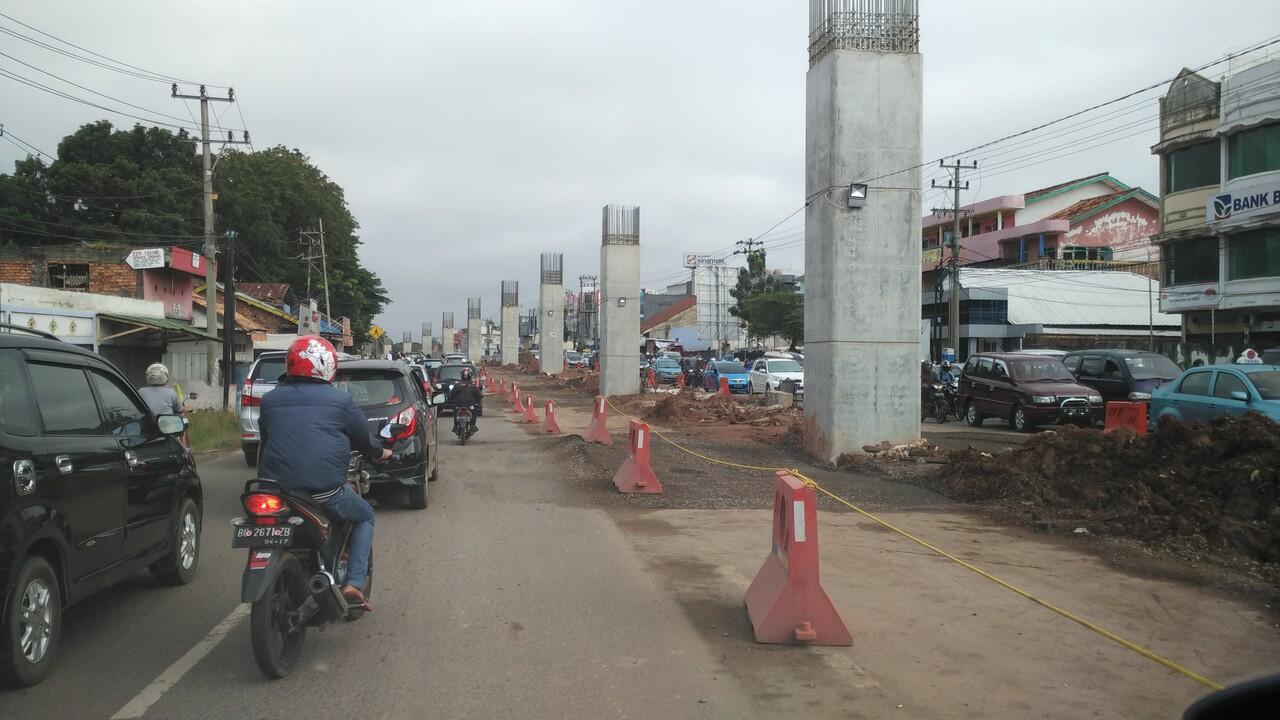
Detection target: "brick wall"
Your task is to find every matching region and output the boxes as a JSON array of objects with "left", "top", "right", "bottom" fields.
[
  {"left": 0, "top": 261, "right": 31, "bottom": 284},
  {"left": 87, "top": 262, "right": 138, "bottom": 296}
]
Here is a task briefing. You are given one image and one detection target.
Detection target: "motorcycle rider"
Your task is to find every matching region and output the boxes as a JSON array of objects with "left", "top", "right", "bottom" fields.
[
  {"left": 447, "top": 366, "right": 483, "bottom": 433},
  {"left": 257, "top": 336, "right": 390, "bottom": 610},
  {"left": 937, "top": 361, "right": 956, "bottom": 384}
]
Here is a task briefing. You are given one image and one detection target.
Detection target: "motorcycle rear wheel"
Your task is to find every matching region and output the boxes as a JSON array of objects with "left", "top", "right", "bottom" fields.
[{"left": 250, "top": 554, "right": 307, "bottom": 679}]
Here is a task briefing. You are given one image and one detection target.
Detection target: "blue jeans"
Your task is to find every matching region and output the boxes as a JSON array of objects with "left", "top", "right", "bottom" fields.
[{"left": 321, "top": 485, "right": 374, "bottom": 591}]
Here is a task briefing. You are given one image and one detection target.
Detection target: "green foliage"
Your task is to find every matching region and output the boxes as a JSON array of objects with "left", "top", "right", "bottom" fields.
[
  {"left": 742, "top": 292, "right": 804, "bottom": 350},
  {"left": 0, "top": 121, "right": 388, "bottom": 341},
  {"left": 728, "top": 249, "right": 775, "bottom": 329}
]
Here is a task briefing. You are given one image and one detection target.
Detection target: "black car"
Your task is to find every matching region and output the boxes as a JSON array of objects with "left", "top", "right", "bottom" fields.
[
  {"left": 0, "top": 325, "right": 200, "bottom": 687},
  {"left": 332, "top": 360, "right": 439, "bottom": 509},
  {"left": 433, "top": 363, "right": 484, "bottom": 417},
  {"left": 1061, "top": 349, "right": 1183, "bottom": 403}
]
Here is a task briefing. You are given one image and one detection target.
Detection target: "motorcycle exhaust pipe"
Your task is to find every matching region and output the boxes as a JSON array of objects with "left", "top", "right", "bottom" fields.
[{"left": 309, "top": 571, "right": 335, "bottom": 595}]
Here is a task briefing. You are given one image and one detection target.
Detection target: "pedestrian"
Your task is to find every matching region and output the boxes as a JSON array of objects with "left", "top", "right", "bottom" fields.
[{"left": 138, "top": 363, "right": 188, "bottom": 446}]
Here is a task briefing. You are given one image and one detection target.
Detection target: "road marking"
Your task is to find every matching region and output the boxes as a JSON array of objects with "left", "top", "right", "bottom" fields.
[{"left": 110, "top": 604, "right": 251, "bottom": 719}]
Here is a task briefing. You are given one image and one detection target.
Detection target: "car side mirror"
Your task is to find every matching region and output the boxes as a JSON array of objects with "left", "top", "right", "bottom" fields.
[
  {"left": 431, "top": 393, "right": 448, "bottom": 405},
  {"left": 156, "top": 414, "right": 186, "bottom": 436},
  {"left": 1229, "top": 390, "right": 1249, "bottom": 402}
]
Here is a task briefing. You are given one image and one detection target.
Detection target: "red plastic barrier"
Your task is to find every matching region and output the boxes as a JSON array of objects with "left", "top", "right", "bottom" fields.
[
  {"left": 522, "top": 394, "right": 539, "bottom": 424},
  {"left": 582, "top": 396, "right": 614, "bottom": 445},
  {"left": 1104, "top": 401, "right": 1148, "bottom": 435},
  {"left": 744, "top": 472, "right": 852, "bottom": 646},
  {"left": 718, "top": 376, "right": 731, "bottom": 397},
  {"left": 540, "top": 400, "right": 562, "bottom": 434},
  {"left": 611, "top": 420, "right": 663, "bottom": 494},
  {"left": 675, "top": 371, "right": 685, "bottom": 389}
]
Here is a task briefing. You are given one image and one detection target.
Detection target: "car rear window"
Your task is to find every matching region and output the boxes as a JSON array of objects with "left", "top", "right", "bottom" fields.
[
  {"left": 437, "top": 365, "right": 467, "bottom": 382},
  {"left": 1248, "top": 370, "right": 1280, "bottom": 400},
  {"left": 334, "top": 371, "right": 408, "bottom": 407},
  {"left": 0, "top": 349, "right": 37, "bottom": 436},
  {"left": 251, "top": 355, "right": 287, "bottom": 383}
]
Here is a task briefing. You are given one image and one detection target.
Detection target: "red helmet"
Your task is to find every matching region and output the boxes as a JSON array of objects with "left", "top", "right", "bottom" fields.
[{"left": 286, "top": 335, "right": 338, "bottom": 382}]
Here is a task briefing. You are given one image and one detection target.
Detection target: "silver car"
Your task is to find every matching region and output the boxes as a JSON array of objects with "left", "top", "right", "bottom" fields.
[{"left": 239, "top": 351, "right": 287, "bottom": 466}]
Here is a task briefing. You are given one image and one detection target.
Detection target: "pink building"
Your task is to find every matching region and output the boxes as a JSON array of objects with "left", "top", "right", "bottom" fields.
[
  {"left": 922, "top": 173, "right": 1160, "bottom": 271},
  {"left": 139, "top": 246, "right": 207, "bottom": 320}
]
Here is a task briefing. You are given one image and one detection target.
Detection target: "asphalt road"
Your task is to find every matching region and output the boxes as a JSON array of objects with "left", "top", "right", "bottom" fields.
[{"left": 1, "top": 413, "right": 760, "bottom": 719}]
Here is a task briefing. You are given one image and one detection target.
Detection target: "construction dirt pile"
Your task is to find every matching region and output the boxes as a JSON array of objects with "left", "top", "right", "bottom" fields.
[
  {"left": 936, "top": 414, "right": 1280, "bottom": 566},
  {"left": 612, "top": 392, "right": 804, "bottom": 431},
  {"left": 554, "top": 369, "right": 600, "bottom": 394}
]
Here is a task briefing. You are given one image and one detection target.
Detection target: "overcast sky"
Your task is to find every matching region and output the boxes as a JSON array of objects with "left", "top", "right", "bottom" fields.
[{"left": 3, "top": 0, "right": 1279, "bottom": 338}]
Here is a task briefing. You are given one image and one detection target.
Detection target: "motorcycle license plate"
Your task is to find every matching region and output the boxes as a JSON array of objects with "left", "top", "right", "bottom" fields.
[{"left": 232, "top": 524, "right": 293, "bottom": 548}]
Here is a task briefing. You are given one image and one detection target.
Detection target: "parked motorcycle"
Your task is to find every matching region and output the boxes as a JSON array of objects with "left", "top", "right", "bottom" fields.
[
  {"left": 454, "top": 405, "right": 476, "bottom": 445},
  {"left": 235, "top": 451, "right": 377, "bottom": 679}
]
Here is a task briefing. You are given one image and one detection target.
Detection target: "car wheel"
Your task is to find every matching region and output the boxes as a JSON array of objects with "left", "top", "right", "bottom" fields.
[
  {"left": 152, "top": 497, "right": 201, "bottom": 586},
  {"left": 1012, "top": 405, "right": 1035, "bottom": 433},
  {"left": 1, "top": 555, "right": 61, "bottom": 687},
  {"left": 965, "top": 401, "right": 984, "bottom": 427},
  {"left": 243, "top": 444, "right": 258, "bottom": 467}
]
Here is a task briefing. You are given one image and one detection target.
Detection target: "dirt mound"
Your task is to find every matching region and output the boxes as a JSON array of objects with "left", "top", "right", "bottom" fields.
[
  {"left": 937, "top": 414, "right": 1280, "bottom": 564},
  {"left": 631, "top": 392, "right": 802, "bottom": 428}
]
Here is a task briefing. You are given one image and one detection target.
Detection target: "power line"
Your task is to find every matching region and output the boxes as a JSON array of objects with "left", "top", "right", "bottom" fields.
[{"left": 0, "top": 67, "right": 197, "bottom": 132}]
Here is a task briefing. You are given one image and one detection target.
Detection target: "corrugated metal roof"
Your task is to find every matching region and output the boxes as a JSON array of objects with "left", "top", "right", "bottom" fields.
[{"left": 955, "top": 269, "right": 1180, "bottom": 328}]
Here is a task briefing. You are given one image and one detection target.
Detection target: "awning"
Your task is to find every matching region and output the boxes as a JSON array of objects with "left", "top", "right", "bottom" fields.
[{"left": 97, "top": 313, "right": 220, "bottom": 343}]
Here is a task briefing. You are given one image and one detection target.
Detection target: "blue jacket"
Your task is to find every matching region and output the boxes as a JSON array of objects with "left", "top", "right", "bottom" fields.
[{"left": 258, "top": 379, "right": 382, "bottom": 494}]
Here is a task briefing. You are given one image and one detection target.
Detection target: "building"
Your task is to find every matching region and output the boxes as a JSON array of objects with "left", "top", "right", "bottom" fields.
[
  {"left": 922, "top": 172, "right": 1160, "bottom": 269},
  {"left": 1152, "top": 60, "right": 1280, "bottom": 360},
  {"left": 922, "top": 268, "right": 1179, "bottom": 360}
]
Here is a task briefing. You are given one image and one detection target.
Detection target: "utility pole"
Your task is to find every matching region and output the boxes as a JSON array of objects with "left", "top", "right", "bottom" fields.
[
  {"left": 733, "top": 238, "right": 761, "bottom": 256},
  {"left": 222, "top": 230, "right": 237, "bottom": 409},
  {"left": 1147, "top": 247, "right": 1154, "bottom": 351},
  {"left": 300, "top": 220, "right": 332, "bottom": 323},
  {"left": 172, "top": 84, "right": 249, "bottom": 387},
  {"left": 931, "top": 159, "right": 977, "bottom": 362},
  {"left": 318, "top": 218, "right": 331, "bottom": 320}
]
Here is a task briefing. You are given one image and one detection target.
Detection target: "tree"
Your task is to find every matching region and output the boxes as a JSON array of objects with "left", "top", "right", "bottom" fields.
[
  {"left": 728, "top": 249, "right": 775, "bottom": 331},
  {"left": 743, "top": 292, "right": 804, "bottom": 350},
  {"left": 0, "top": 121, "right": 388, "bottom": 340}
]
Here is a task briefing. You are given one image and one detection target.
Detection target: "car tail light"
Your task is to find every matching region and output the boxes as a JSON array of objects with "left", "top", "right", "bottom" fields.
[
  {"left": 390, "top": 406, "right": 418, "bottom": 440},
  {"left": 244, "top": 493, "right": 286, "bottom": 516},
  {"left": 241, "top": 380, "right": 260, "bottom": 407}
]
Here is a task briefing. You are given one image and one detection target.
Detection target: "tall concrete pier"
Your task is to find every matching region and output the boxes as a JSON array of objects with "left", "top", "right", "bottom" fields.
[
  {"left": 441, "top": 311, "right": 456, "bottom": 355},
  {"left": 466, "top": 298, "right": 483, "bottom": 363},
  {"left": 421, "top": 321, "right": 432, "bottom": 355},
  {"left": 500, "top": 280, "right": 519, "bottom": 365},
  {"left": 804, "top": 0, "right": 922, "bottom": 460},
  {"left": 538, "top": 253, "right": 564, "bottom": 375},
  {"left": 599, "top": 204, "right": 640, "bottom": 396}
]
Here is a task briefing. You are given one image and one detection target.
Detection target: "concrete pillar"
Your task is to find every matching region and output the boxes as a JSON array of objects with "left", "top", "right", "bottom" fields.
[
  {"left": 804, "top": 0, "right": 922, "bottom": 461},
  {"left": 538, "top": 253, "right": 564, "bottom": 375},
  {"left": 441, "top": 311, "right": 455, "bottom": 355},
  {"left": 600, "top": 204, "right": 640, "bottom": 396},
  {"left": 500, "top": 281, "right": 519, "bottom": 365},
  {"left": 466, "top": 297, "right": 482, "bottom": 363}
]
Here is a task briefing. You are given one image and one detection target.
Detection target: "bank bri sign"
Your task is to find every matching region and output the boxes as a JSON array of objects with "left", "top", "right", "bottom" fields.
[{"left": 1207, "top": 177, "right": 1280, "bottom": 224}]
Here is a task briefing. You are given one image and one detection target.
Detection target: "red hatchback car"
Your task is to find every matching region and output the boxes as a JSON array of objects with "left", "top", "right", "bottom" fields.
[{"left": 956, "top": 353, "right": 1104, "bottom": 432}]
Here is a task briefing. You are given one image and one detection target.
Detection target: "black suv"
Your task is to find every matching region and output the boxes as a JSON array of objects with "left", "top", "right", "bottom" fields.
[
  {"left": 0, "top": 326, "right": 200, "bottom": 686},
  {"left": 1061, "top": 349, "right": 1183, "bottom": 402},
  {"left": 332, "top": 360, "right": 439, "bottom": 509}
]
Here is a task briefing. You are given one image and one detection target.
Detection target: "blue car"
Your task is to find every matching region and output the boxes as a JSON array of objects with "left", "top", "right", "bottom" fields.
[
  {"left": 651, "top": 358, "right": 684, "bottom": 384},
  {"left": 703, "top": 360, "right": 750, "bottom": 394},
  {"left": 1148, "top": 363, "right": 1280, "bottom": 430}
]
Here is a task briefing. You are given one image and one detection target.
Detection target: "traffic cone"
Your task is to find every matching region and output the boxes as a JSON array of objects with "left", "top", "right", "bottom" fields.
[{"left": 522, "top": 394, "right": 539, "bottom": 424}]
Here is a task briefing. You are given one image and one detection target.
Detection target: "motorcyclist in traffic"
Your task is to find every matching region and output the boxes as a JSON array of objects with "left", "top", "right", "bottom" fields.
[
  {"left": 447, "top": 367, "right": 483, "bottom": 433},
  {"left": 256, "top": 335, "right": 390, "bottom": 610},
  {"left": 937, "top": 361, "right": 956, "bottom": 384}
]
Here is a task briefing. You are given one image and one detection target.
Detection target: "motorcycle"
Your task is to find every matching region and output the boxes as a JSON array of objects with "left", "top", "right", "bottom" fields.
[
  {"left": 944, "top": 378, "right": 962, "bottom": 421},
  {"left": 921, "top": 382, "right": 949, "bottom": 423},
  {"left": 453, "top": 405, "right": 476, "bottom": 445},
  {"left": 235, "top": 450, "right": 379, "bottom": 679}
]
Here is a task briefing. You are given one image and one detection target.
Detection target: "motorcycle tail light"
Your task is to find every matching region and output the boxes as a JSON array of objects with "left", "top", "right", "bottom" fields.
[{"left": 244, "top": 493, "right": 286, "bottom": 516}]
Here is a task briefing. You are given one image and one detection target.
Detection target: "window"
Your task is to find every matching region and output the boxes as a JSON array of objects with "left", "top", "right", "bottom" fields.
[
  {"left": 963, "top": 356, "right": 979, "bottom": 377},
  {"left": 251, "top": 355, "right": 287, "bottom": 383},
  {"left": 47, "top": 262, "right": 90, "bottom": 290},
  {"left": 28, "top": 364, "right": 101, "bottom": 434},
  {"left": 1103, "top": 359, "right": 1124, "bottom": 379},
  {"left": 1009, "top": 359, "right": 1074, "bottom": 382},
  {"left": 976, "top": 357, "right": 993, "bottom": 378},
  {"left": 1212, "top": 372, "right": 1248, "bottom": 400},
  {"left": 991, "top": 360, "right": 1010, "bottom": 381},
  {"left": 960, "top": 299, "right": 1008, "bottom": 325},
  {"left": 334, "top": 372, "right": 407, "bottom": 407},
  {"left": 89, "top": 370, "right": 149, "bottom": 436},
  {"left": 766, "top": 359, "right": 801, "bottom": 373},
  {"left": 1227, "top": 228, "right": 1280, "bottom": 280},
  {"left": 1062, "top": 355, "right": 1082, "bottom": 372},
  {"left": 1249, "top": 371, "right": 1280, "bottom": 400},
  {"left": 1124, "top": 354, "right": 1182, "bottom": 380},
  {"left": 1163, "top": 237, "right": 1219, "bottom": 286},
  {"left": 1079, "top": 357, "right": 1104, "bottom": 377},
  {"left": 1227, "top": 122, "right": 1280, "bottom": 179},
  {"left": 1178, "top": 371, "right": 1212, "bottom": 397},
  {"left": 0, "top": 350, "right": 37, "bottom": 436},
  {"left": 1166, "top": 141, "right": 1220, "bottom": 191}
]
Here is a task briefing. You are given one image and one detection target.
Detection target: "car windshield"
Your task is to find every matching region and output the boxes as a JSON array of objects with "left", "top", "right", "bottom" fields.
[
  {"left": 566, "top": 352, "right": 581, "bottom": 360},
  {"left": 714, "top": 361, "right": 744, "bottom": 373},
  {"left": 1250, "top": 370, "right": 1280, "bottom": 400},
  {"left": 1124, "top": 354, "right": 1182, "bottom": 380},
  {"left": 654, "top": 359, "right": 679, "bottom": 369},
  {"left": 437, "top": 365, "right": 468, "bottom": 382},
  {"left": 767, "top": 359, "right": 802, "bottom": 373},
  {"left": 1009, "top": 358, "right": 1075, "bottom": 382},
  {"left": 334, "top": 372, "right": 406, "bottom": 407},
  {"left": 252, "top": 355, "right": 286, "bottom": 383}
]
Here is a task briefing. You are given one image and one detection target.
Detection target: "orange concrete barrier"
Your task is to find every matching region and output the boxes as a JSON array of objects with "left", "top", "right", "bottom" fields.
[
  {"left": 718, "top": 376, "right": 731, "bottom": 397},
  {"left": 611, "top": 420, "right": 662, "bottom": 494},
  {"left": 745, "top": 471, "right": 852, "bottom": 646},
  {"left": 540, "top": 400, "right": 562, "bottom": 434},
  {"left": 522, "top": 394, "right": 539, "bottom": 424},
  {"left": 1104, "top": 401, "right": 1148, "bottom": 435},
  {"left": 582, "top": 396, "right": 614, "bottom": 445}
]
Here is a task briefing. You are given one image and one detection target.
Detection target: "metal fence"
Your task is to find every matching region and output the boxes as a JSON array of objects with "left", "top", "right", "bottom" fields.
[
  {"left": 540, "top": 252, "right": 563, "bottom": 285},
  {"left": 467, "top": 297, "right": 481, "bottom": 320},
  {"left": 602, "top": 204, "right": 640, "bottom": 245},
  {"left": 501, "top": 280, "right": 519, "bottom": 308},
  {"left": 808, "top": 0, "right": 918, "bottom": 63}
]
